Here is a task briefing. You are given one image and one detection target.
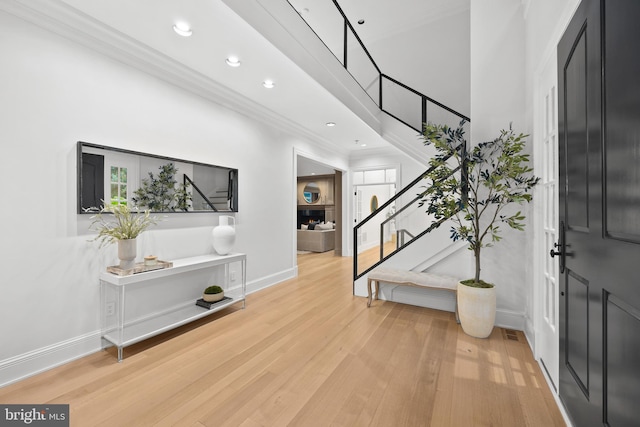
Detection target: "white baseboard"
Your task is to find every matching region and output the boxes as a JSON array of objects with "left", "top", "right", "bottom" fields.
[
  {"left": 536, "top": 356, "right": 574, "bottom": 427},
  {"left": 0, "top": 331, "right": 102, "bottom": 388},
  {"left": 494, "top": 308, "right": 525, "bottom": 331},
  {"left": 0, "top": 267, "right": 298, "bottom": 389},
  {"left": 246, "top": 267, "right": 297, "bottom": 295},
  {"left": 377, "top": 284, "right": 526, "bottom": 331}
]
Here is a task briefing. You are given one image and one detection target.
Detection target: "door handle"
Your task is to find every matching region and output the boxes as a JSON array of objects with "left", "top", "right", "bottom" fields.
[
  {"left": 549, "top": 243, "right": 562, "bottom": 258},
  {"left": 549, "top": 221, "right": 566, "bottom": 273}
]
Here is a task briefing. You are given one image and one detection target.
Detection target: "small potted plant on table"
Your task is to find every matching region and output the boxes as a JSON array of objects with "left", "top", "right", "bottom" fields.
[{"left": 203, "top": 285, "right": 224, "bottom": 303}]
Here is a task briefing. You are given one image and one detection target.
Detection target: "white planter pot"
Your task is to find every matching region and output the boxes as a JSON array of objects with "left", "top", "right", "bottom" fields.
[
  {"left": 117, "top": 239, "right": 137, "bottom": 270},
  {"left": 457, "top": 282, "right": 496, "bottom": 338}
]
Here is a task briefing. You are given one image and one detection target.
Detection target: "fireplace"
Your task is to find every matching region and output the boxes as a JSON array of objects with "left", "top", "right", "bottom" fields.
[{"left": 297, "top": 209, "right": 325, "bottom": 228}]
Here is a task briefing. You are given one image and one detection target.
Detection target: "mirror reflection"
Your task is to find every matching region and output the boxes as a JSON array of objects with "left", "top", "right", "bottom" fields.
[
  {"left": 78, "top": 142, "right": 238, "bottom": 213},
  {"left": 303, "top": 182, "right": 320, "bottom": 204}
]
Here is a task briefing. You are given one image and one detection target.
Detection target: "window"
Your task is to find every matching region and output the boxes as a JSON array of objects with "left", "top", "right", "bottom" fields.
[{"left": 110, "top": 166, "right": 128, "bottom": 206}]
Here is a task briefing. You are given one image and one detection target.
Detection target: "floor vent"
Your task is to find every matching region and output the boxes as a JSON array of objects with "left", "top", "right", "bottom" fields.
[{"left": 503, "top": 329, "right": 520, "bottom": 342}]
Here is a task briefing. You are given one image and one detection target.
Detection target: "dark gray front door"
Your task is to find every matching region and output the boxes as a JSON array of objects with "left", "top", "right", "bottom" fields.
[{"left": 558, "top": 1, "right": 640, "bottom": 425}]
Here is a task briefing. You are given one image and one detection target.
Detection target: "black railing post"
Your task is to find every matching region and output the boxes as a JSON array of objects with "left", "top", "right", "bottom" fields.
[
  {"left": 343, "top": 19, "right": 348, "bottom": 68},
  {"left": 422, "top": 96, "right": 428, "bottom": 133},
  {"left": 461, "top": 141, "right": 469, "bottom": 206},
  {"left": 379, "top": 73, "right": 383, "bottom": 109},
  {"left": 379, "top": 223, "right": 384, "bottom": 261},
  {"left": 353, "top": 224, "right": 358, "bottom": 289}
]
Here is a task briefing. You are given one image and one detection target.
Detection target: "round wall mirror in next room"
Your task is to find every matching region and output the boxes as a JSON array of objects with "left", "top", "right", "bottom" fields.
[{"left": 303, "top": 182, "right": 321, "bottom": 204}]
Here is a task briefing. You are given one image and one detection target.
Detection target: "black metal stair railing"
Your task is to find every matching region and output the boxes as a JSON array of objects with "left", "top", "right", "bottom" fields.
[
  {"left": 287, "top": 0, "right": 469, "bottom": 134},
  {"left": 184, "top": 174, "right": 218, "bottom": 211},
  {"left": 353, "top": 141, "right": 466, "bottom": 280},
  {"left": 286, "top": 0, "right": 471, "bottom": 280}
]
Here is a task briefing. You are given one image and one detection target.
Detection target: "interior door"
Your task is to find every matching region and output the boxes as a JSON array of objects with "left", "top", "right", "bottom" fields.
[
  {"left": 536, "top": 53, "right": 559, "bottom": 389},
  {"left": 558, "top": 1, "right": 640, "bottom": 425}
]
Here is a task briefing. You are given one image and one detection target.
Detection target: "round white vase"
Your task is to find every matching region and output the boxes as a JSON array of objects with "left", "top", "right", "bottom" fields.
[
  {"left": 212, "top": 216, "right": 236, "bottom": 255},
  {"left": 117, "top": 239, "right": 137, "bottom": 270},
  {"left": 457, "top": 282, "right": 496, "bottom": 338}
]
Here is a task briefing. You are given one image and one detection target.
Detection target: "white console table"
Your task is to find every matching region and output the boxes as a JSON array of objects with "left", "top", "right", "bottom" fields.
[{"left": 100, "top": 253, "right": 246, "bottom": 362}]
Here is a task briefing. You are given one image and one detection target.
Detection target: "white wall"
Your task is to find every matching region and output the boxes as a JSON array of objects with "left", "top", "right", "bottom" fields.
[
  {"left": 366, "top": 9, "right": 471, "bottom": 118},
  {"left": 470, "top": 0, "right": 530, "bottom": 328},
  {"left": 0, "top": 10, "right": 345, "bottom": 386}
]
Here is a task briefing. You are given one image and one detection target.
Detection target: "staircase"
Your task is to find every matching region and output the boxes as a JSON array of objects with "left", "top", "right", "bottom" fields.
[
  {"left": 225, "top": 0, "right": 471, "bottom": 305},
  {"left": 282, "top": 1, "right": 472, "bottom": 296}
]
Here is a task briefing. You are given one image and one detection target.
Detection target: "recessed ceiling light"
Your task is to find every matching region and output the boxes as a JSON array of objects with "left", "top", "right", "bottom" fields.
[
  {"left": 173, "top": 22, "right": 192, "bottom": 37},
  {"left": 226, "top": 56, "right": 241, "bottom": 67},
  {"left": 263, "top": 80, "right": 275, "bottom": 89},
  {"left": 358, "top": 19, "right": 365, "bottom": 25},
  {"left": 361, "top": 143, "right": 367, "bottom": 147},
  {"left": 326, "top": 122, "right": 336, "bottom": 127}
]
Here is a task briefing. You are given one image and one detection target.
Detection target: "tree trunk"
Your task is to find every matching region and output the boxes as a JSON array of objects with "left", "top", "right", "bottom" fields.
[{"left": 474, "top": 247, "right": 481, "bottom": 283}]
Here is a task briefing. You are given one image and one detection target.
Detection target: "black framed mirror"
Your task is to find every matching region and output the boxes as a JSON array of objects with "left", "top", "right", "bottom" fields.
[
  {"left": 303, "top": 182, "right": 320, "bottom": 204},
  {"left": 77, "top": 142, "right": 238, "bottom": 213}
]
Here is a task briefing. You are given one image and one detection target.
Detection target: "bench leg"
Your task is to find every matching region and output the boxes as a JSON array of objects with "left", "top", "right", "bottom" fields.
[
  {"left": 367, "top": 279, "right": 381, "bottom": 307},
  {"left": 454, "top": 294, "right": 460, "bottom": 324}
]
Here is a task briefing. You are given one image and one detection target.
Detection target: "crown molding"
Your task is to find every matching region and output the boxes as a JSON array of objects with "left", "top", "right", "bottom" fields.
[{"left": 0, "top": 0, "right": 350, "bottom": 157}]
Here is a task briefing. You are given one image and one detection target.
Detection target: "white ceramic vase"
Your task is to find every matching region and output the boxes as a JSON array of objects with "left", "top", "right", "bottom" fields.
[
  {"left": 212, "top": 216, "right": 236, "bottom": 255},
  {"left": 457, "top": 282, "right": 496, "bottom": 338},
  {"left": 117, "top": 239, "right": 137, "bottom": 270}
]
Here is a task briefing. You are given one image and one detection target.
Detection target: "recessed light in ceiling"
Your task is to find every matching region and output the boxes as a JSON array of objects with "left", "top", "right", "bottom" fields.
[
  {"left": 173, "top": 22, "right": 192, "bottom": 37},
  {"left": 326, "top": 122, "right": 336, "bottom": 127},
  {"left": 225, "top": 56, "right": 241, "bottom": 67},
  {"left": 358, "top": 19, "right": 365, "bottom": 25},
  {"left": 263, "top": 80, "right": 275, "bottom": 89}
]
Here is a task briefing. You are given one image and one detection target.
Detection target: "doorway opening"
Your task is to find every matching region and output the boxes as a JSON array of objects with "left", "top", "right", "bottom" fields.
[{"left": 296, "top": 155, "right": 344, "bottom": 261}]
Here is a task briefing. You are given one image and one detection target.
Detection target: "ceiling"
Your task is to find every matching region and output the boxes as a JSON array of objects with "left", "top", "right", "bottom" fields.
[
  {"left": 49, "top": 0, "right": 464, "bottom": 158},
  {"left": 289, "top": 0, "right": 470, "bottom": 45}
]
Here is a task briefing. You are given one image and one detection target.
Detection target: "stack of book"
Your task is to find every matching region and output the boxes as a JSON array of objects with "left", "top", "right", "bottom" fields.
[{"left": 195, "top": 296, "right": 232, "bottom": 309}]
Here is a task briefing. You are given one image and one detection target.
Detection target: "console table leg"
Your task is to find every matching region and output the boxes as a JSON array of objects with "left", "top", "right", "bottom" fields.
[{"left": 117, "top": 347, "right": 123, "bottom": 363}]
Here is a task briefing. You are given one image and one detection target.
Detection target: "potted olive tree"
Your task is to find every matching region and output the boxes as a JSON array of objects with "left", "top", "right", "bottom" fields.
[
  {"left": 420, "top": 121, "right": 539, "bottom": 338},
  {"left": 90, "top": 203, "right": 159, "bottom": 270}
]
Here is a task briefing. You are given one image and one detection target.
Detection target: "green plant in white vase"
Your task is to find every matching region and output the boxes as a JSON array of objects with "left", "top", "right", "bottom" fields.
[
  {"left": 90, "top": 203, "right": 159, "bottom": 269},
  {"left": 420, "top": 121, "right": 539, "bottom": 337},
  {"left": 203, "top": 285, "right": 224, "bottom": 303}
]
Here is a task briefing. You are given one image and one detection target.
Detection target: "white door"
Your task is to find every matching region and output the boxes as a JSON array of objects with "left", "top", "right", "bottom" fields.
[{"left": 534, "top": 53, "right": 559, "bottom": 389}]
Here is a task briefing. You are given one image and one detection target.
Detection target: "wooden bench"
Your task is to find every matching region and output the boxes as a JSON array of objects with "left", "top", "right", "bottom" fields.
[{"left": 367, "top": 268, "right": 460, "bottom": 322}]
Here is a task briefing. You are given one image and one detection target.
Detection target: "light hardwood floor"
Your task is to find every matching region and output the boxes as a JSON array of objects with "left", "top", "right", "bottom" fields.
[{"left": 0, "top": 251, "right": 565, "bottom": 426}]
